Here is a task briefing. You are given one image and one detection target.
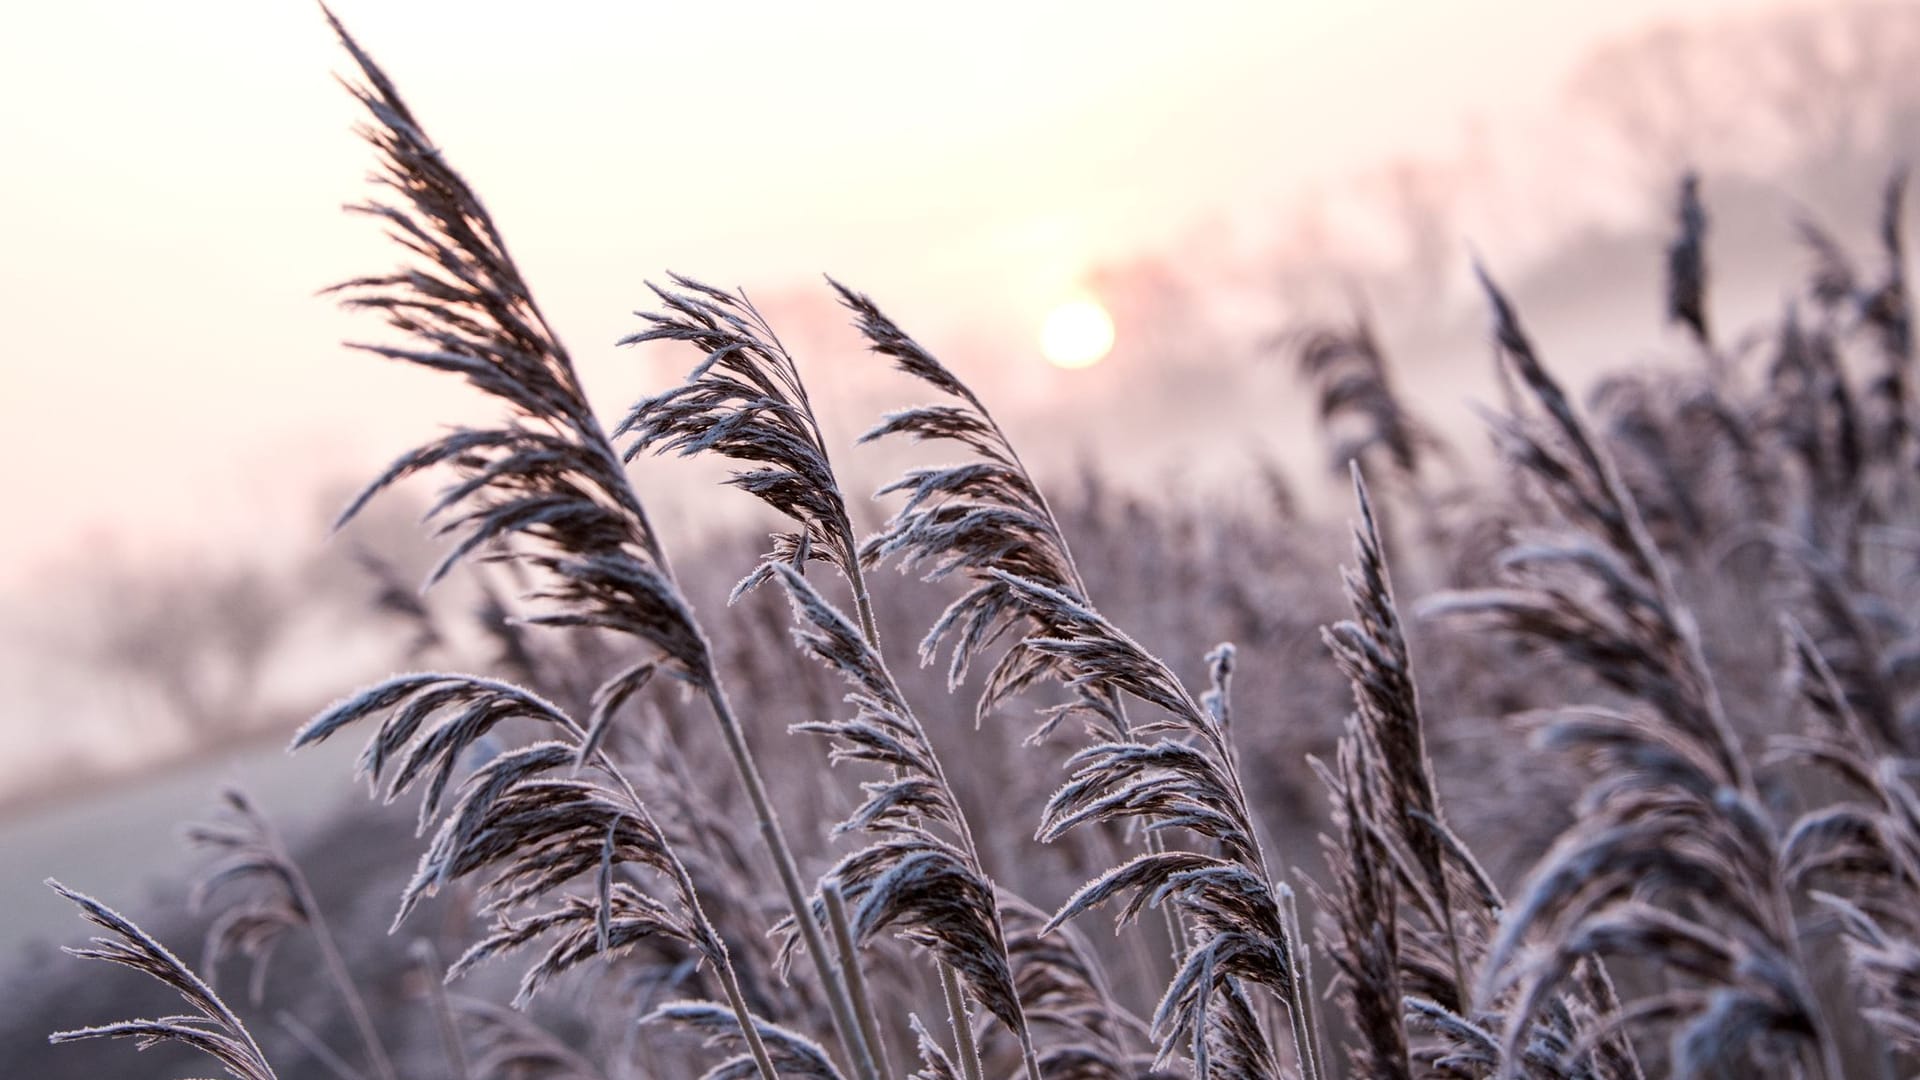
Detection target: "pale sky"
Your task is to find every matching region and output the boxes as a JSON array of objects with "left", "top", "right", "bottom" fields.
[{"left": 1, "top": 0, "right": 1810, "bottom": 590}]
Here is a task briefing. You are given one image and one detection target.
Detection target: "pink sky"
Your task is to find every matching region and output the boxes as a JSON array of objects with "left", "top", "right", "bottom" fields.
[{"left": 0, "top": 0, "right": 1812, "bottom": 590}]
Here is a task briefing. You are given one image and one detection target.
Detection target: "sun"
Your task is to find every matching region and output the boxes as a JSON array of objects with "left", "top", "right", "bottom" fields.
[{"left": 1039, "top": 298, "right": 1116, "bottom": 369}]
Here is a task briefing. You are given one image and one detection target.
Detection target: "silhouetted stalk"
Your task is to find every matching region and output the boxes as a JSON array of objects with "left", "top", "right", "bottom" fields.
[
  {"left": 712, "top": 950, "right": 781, "bottom": 1080},
  {"left": 841, "top": 531, "right": 1043, "bottom": 1080},
  {"left": 277, "top": 1012, "right": 360, "bottom": 1080},
  {"left": 1160, "top": 663, "right": 1318, "bottom": 1076},
  {"left": 941, "top": 963, "right": 986, "bottom": 1080},
  {"left": 824, "top": 880, "right": 894, "bottom": 1080},
  {"left": 702, "top": 680, "right": 879, "bottom": 1080},
  {"left": 409, "top": 940, "right": 471, "bottom": 1080},
  {"left": 538, "top": 712, "right": 781, "bottom": 1080},
  {"left": 1169, "top": 674, "right": 1314, "bottom": 1074},
  {"left": 840, "top": 526, "right": 883, "bottom": 653},
  {"left": 574, "top": 726, "right": 779, "bottom": 1080},
  {"left": 277, "top": 833, "right": 396, "bottom": 1080},
  {"left": 1282, "top": 883, "right": 1326, "bottom": 1080}
]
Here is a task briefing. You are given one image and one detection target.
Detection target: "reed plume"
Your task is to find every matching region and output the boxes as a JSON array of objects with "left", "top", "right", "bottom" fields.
[
  {"left": 618, "top": 275, "right": 875, "bottom": 635},
  {"left": 838, "top": 281, "right": 1125, "bottom": 740},
  {"left": 1429, "top": 267, "right": 1838, "bottom": 1078},
  {"left": 839, "top": 282, "right": 1318, "bottom": 1075},
  {"left": 46, "top": 880, "right": 279, "bottom": 1080},
  {"left": 1026, "top": 597, "right": 1315, "bottom": 1076},
  {"left": 776, "top": 564, "right": 1043, "bottom": 1080},
  {"left": 292, "top": 678, "right": 774, "bottom": 1077},
  {"left": 1861, "top": 170, "right": 1913, "bottom": 462},
  {"left": 1313, "top": 734, "right": 1412, "bottom": 1080},
  {"left": 644, "top": 1000, "right": 849, "bottom": 1080},
  {"left": 1666, "top": 171, "right": 1711, "bottom": 349},
  {"left": 622, "top": 272, "right": 1050, "bottom": 1079},
  {"left": 1793, "top": 168, "right": 1913, "bottom": 470},
  {"left": 1290, "top": 310, "right": 1441, "bottom": 488},
  {"left": 295, "top": 10, "right": 869, "bottom": 1077},
  {"left": 1772, "top": 619, "right": 1920, "bottom": 1055},
  {"left": 1313, "top": 468, "right": 1528, "bottom": 1078},
  {"left": 185, "top": 788, "right": 397, "bottom": 1080}
]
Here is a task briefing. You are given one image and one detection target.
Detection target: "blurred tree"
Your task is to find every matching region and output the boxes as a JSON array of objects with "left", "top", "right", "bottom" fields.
[
  {"left": 86, "top": 563, "right": 292, "bottom": 738},
  {"left": 1570, "top": 3, "right": 1920, "bottom": 192}
]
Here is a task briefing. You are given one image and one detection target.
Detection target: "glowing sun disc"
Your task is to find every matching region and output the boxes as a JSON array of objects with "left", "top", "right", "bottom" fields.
[{"left": 1040, "top": 299, "right": 1115, "bottom": 369}]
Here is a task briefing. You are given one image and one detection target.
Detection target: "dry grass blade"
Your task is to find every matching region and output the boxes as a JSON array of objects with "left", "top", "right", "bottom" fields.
[
  {"left": 307, "top": 14, "right": 811, "bottom": 1075},
  {"left": 1312, "top": 472, "right": 1546, "bottom": 1078},
  {"left": 1772, "top": 618, "right": 1907, "bottom": 825},
  {"left": 1766, "top": 306, "right": 1866, "bottom": 514},
  {"left": 608, "top": 274, "right": 990, "bottom": 1080},
  {"left": 906, "top": 1013, "right": 965, "bottom": 1080},
  {"left": 1814, "top": 893, "right": 1920, "bottom": 1056},
  {"left": 838, "top": 282, "right": 1224, "bottom": 1042},
  {"left": 46, "top": 880, "right": 279, "bottom": 1080},
  {"left": 1431, "top": 268, "right": 1745, "bottom": 784},
  {"left": 1790, "top": 168, "right": 1911, "bottom": 470},
  {"left": 1041, "top": 764, "right": 1299, "bottom": 1079},
  {"left": 618, "top": 265, "right": 1064, "bottom": 1076},
  {"left": 841, "top": 282, "right": 1216, "bottom": 1055},
  {"left": 994, "top": 572, "right": 1226, "bottom": 756},
  {"left": 291, "top": 673, "right": 771, "bottom": 1073},
  {"left": 1798, "top": 217, "right": 1859, "bottom": 314},
  {"left": 1199, "top": 980, "right": 1285, "bottom": 1080},
  {"left": 628, "top": 264, "right": 1085, "bottom": 1074},
  {"left": 293, "top": 674, "right": 590, "bottom": 835},
  {"left": 1404, "top": 995, "right": 1503, "bottom": 1074}
]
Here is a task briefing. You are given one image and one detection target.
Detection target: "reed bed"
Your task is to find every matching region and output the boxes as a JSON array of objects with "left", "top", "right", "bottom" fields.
[{"left": 38, "top": 10, "right": 1920, "bottom": 1079}]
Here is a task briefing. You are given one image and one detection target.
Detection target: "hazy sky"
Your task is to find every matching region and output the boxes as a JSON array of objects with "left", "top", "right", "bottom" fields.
[{"left": 1, "top": 0, "right": 1810, "bottom": 589}]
